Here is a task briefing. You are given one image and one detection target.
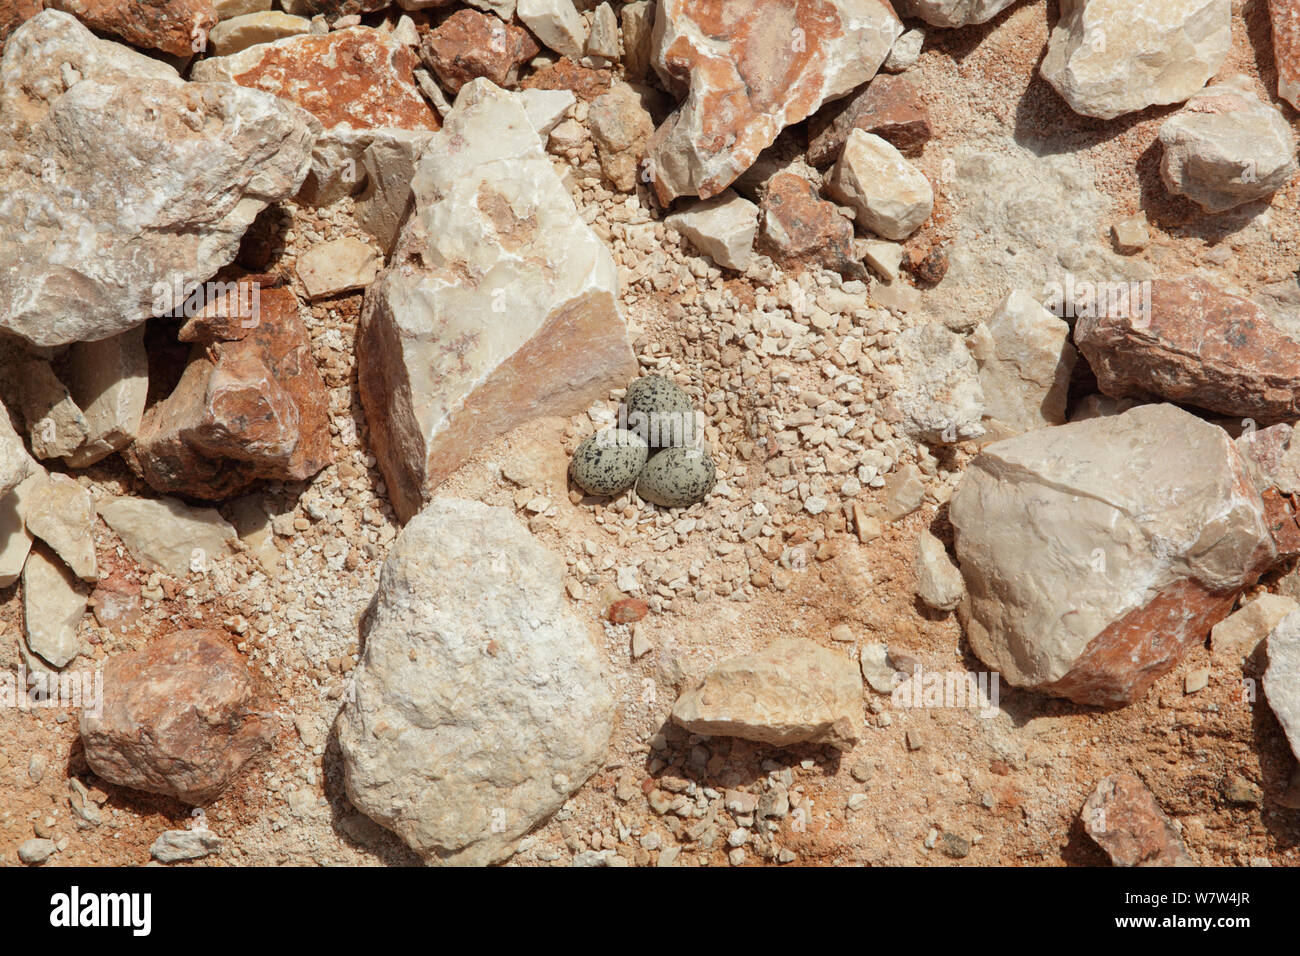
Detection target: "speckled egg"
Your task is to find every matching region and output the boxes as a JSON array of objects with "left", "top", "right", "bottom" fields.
[
  {"left": 570, "top": 429, "right": 649, "bottom": 496},
  {"left": 623, "top": 375, "right": 697, "bottom": 449},
  {"left": 636, "top": 445, "right": 716, "bottom": 508}
]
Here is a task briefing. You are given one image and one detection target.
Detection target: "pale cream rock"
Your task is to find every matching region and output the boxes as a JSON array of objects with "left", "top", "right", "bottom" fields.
[
  {"left": 0, "top": 12, "right": 316, "bottom": 348},
  {"left": 97, "top": 496, "right": 238, "bottom": 578},
  {"left": 827, "top": 130, "right": 933, "bottom": 240},
  {"left": 213, "top": 0, "right": 270, "bottom": 21},
  {"left": 620, "top": 0, "right": 655, "bottom": 79},
  {"left": 588, "top": 81, "right": 655, "bottom": 192},
  {"left": 893, "top": 0, "right": 1018, "bottom": 27},
  {"left": 1040, "top": 0, "right": 1231, "bottom": 120},
  {"left": 519, "top": 88, "right": 576, "bottom": 136},
  {"left": 859, "top": 642, "right": 896, "bottom": 693},
  {"left": 861, "top": 239, "right": 903, "bottom": 282},
  {"left": 586, "top": 2, "right": 619, "bottom": 59},
  {"left": 517, "top": 0, "right": 587, "bottom": 58},
  {"left": 15, "top": 358, "right": 89, "bottom": 460},
  {"left": 881, "top": 464, "right": 926, "bottom": 522},
  {"left": 0, "top": 473, "right": 39, "bottom": 588},
  {"left": 671, "top": 638, "right": 863, "bottom": 751},
  {"left": 296, "top": 238, "right": 381, "bottom": 299},
  {"left": 357, "top": 80, "right": 635, "bottom": 521},
  {"left": 967, "top": 291, "right": 1076, "bottom": 439},
  {"left": 886, "top": 323, "right": 985, "bottom": 444},
  {"left": 1112, "top": 212, "right": 1150, "bottom": 253},
  {"left": 207, "top": 11, "right": 311, "bottom": 56},
  {"left": 23, "top": 472, "right": 97, "bottom": 581},
  {"left": 1264, "top": 609, "right": 1300, "bottom": 761},
  {"left": 62, "top": 327, "right": 148, "bottom": 468},
  {"left": 356, "top": 129, "right": 437, "bottom": 254},
  {"left": 338, "top": 499, "right": 615, "bottom": 866},
  {"left": 950, "top": 403, "right": 1275, "bottom": 707},
  {"left": 1211, "top": 593, "right": 1298, "bottom": 660},
  {"left": 915, "top": 530, "right": 964, "bottom": 611},
  {"left": 665, "top": 190, "right": 759, "bottom": 271},
  {"left": 23, "top": 545, "right": 87, "bottom": 669},
  {"left": 0, "top": 407, "right": 34, "bottom": 500},
  {"left": 883, "top": 27, "right": 925, "bottom": 72}
]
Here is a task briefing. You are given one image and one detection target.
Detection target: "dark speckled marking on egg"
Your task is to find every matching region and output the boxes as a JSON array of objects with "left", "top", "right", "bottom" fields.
[
  {"left": 636, "top": 444, "right": 716, "bottom": 508},
  {"left": 570, "top": 428, "right": 648, "bottom": 496},
  {"left": 623, "top": 375, "right": 697, "bottom": 449}
]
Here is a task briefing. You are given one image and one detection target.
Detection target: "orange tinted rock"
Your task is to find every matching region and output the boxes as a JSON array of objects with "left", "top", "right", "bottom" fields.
[
  {"left": 125, "top": 287, "right": 331, "bottom": 499},
  {"left": 521, "top": 57, "right": 613, "bottom": 102},
  {"left": 807, "top": 73, "right": 932, "bottom": 166},
  {"left": 1269, "top": 0, "right": 1300, "bottom": 109},
  {"left": 1082, "top": 772, "right": 1194, "bottom": 867},
  {"left": 1075, "top": 276, "right": 1300, "bottom": 424},
  {"left": 758, "top": 171, "right": 861, "bottom": 276},
  {"left": 79, "top": 629, "right": 273, "bottom": 805},
  {"left": 422, "top": 8, "right": 539, "bottom": 94},
  {"left": 47, "top": 0, "right": 216, "bottom": 56},
  {"left": 0, "top": 0, "right": 42, "bottom": 54},
  {"left": 646, "top": 0, "right": 902, "bottom": 202},
  {"left": 607, "top": 597, "right": 649, "bottom": 624}
]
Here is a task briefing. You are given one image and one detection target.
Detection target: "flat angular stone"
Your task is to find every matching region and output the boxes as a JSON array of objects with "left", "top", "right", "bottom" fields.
[
  {"left": 588, "top": 81, "right": 656, "bottom": 192},
  {"left": 61, "top": 327, "right": 148, "bottom": 468},
  {"left": 807, "top": 73, "right": 932, "bottom": 167},
  {"left": 757, "top": 171, "right": 860, "bottom": 275},
  {"left": 950, "top": 403, "right": 1276, "bottom": 707},
  {"left": 296, "top": 238, "right": 381, "bottom": 299},
  {"left": 97, "top": 496, "right": 238, "bottom": 578},
  {"left": 1082, "top": 772, "right": 1194, "bottom": 866},
  {"left": 1075, "top": 276, "right": 1300, "bottom": 424},
  {"left": 192, "top": 26, "right": 438, "bottom": 205},
  {"left": 0, "top": 405, "right": 34, "bottom": 500},
  {"left": 207, "top": 10, "right": 311, "bottom": 56},
  {"left": 518, "top": 0, "right": 587, "bottom": 58},
  {"left": 1269, "top": 0, "right": 1300, "bottom": 109},
  {"left": 47, "top": 0, "right": 217, "bottom": 56},
  {"left": 23, "top": 472, "right": 97, "bottom": 582},
  {"left": 893, "top": 0, "right": 1019, "bottom": 27},
  {"left": 421, "top": 8, "right": 539, "bottom": 94},
  {"left": 1041, "top": 0, "right": 1231, "bottom": 120},
  {"left": 968, "top": 290, "right": 1076, "bottom": 438},
  {"left": 151, "top": 829, "right": 222, "bottom": 863},
  {"left": 80, "top": 629, "right": 273, "bottom": 805},
  {"left": 1265, "top": 609, "right": 1300, "bottom": 761},
  {"left": 0, "top": 12, "right": 316, "bottom": 348},
  {"left": 125, "top": 287, "right": 332, "bottom": 500},
  {"left": 14, "top": 357, "right": 88, "bottom": 460},
  {"left": 1211, "top": 592, "right": 1298, "bottom": 660},
  {"left": 338, "top": 499, "right": 615, "bottom": 865},
  {"left": 665, "top": 190, "right": 759, "bottom": 271},
  {"left": 1158, "top": 78, "right": 1298, "bottom": 212},
  {"left": 671, "top": 638, "right": 863, "bottom": 750},
  {"left": 22, "top": 544, "right": 87, "bottom": 669},
  {"left": 826, "top": 129, "right": 933, "bottom": 240},
  {"left": 915, "top": 530, "right": 964, "bottom": 611},
  {"left": 646, "top": 0, "right": 902, "bottom": 203},
  {"left": 0, "top": 472, "right": 38, "bottom": 587},
  {"left": 357, "top": 80, "right": 635, "bottom": 521}
]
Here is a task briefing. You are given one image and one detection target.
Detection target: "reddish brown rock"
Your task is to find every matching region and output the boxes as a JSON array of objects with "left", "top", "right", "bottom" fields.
[
  {"left": 606, "top": 597, "right": 649, "bottom": 624},
  {"left": 757, "top": 172, "right": 861, "bottom": 276},
  {"left": 1075, "top": 276, "right": 1300, "bottom": 425},
  {"left": 80, "top": 629, "right": 273, "bottom": 805},
  {"left": 47, "top": 0, "right": 216, "bottom": 56},
  {"left": 1082, "top": 773, "right": 1194, "bottom": 867},
  {"left": 646, "top": 0, "right": 902, "bottom": 203},
  {"left": 520, "top": 57, "right": 613, "bottom": 102},
  {"left": 124, "top": 287, "right": 331, "bottom": 500},
  {"left": 1270, "top": 0, "right": 1300, "bottom": 110},
  {"left": 1262, "top": 488, "right": 1300, "bottom": 559},
  {"left": 421, "top": 9, "right": 539, "bottom": 94},
  {"left": 807, "top": 74, "right": 932, "bottom": 167},
  {"left": 0, "top": 0, "right": 43, "bottom": 54}
]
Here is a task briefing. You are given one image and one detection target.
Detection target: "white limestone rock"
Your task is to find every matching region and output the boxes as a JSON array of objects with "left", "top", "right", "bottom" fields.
[
  {"left": 96, "top": 496, "right": 238, "bottom": 578},
  {"left": 827, "top": 130, "right": 933, "bottom": 240},
  {"left": 887, "top": 323, "right": 985, "bottom": 444},
  {"left": 665, "top": 190, "right": 760, "bottom": 272},
  {"left": 1265, "top": 609, "right": 1300, "bottom": 761}
]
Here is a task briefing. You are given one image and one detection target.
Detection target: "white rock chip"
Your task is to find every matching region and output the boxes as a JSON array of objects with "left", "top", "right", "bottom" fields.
[
  {"left": 827, "top": 130, "right": 933, "bottom": 240},
  {"left": 915, "top": 530, "right": 965, "bottom": 612},
  {"left": 296, "top": 238, "right": 381, "bottom": 300},
  {"left": 1265, "top": 609, "right": 1300, "bottom": 761},
  {"left": 887, "top": 323, "right": 985, "bottom": 444},
  {"left": 883, "top": 27, "right": 925, "bottom": 72},
  {"left": 150, "top": 829, "right": 223, "bottom": 863},
  {"left": 586, "top": 2, "right": 620, "bottom": 59},
  {"left": 23, "top": 545, "right": 86, "bottom": 669},
  {"left": 357, "top": 80, "right": 635, "bottom": 521},
  {"left": 207, "top": 10, "right": 310, "bottom": 56},
  {"left": 893, "top": 0, "right": 1019, "bottom": 27},
  {"left": 517, "top": 0, "right": 587, "bottom": 57},
  {"left": 96, "top": 497, "right": 238, "bottom": 578},
  {"left": 23, "top": 473, "right": 97, "bottom": 582},
  {"left": 1041, "top": 0, "right": 1231, "bottom": 120},
  {"left": 1158, "top": 77, "right": 1299, "bottom": 213},
  {"left": 519, "top": 88, "right": 576, "bottom": 136},
  {"left": 665, "top": 190, "right": 760, "bottom": 272},
  {"left": 967, "top": 291, "right": 1076, "bottom": 438},
  {"left": 0, "top": 11, "right": 317, "bottom": 348},
  {"left": 0, "top": 405, "right": 34, "bottom": 500},
  {"left": 1212, "top": 593, "right": 1298, "bottom": 660},
  {"left": 338, "top": 499, "right": 615, "bottom": 866},
  {"left": 950, "top": 404, "right": 1275, "bottom": 706}
]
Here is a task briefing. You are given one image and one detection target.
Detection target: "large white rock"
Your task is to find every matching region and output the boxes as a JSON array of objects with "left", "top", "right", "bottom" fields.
[
  {"left": 664, "top": 189, "right": 759, "bottom": 271},
  {"left": 1265, "top": 609, "right": 1300, "bottom": 762},
  {"left": 893, "top": 0, "right": 1020, "bottom": 27},
  {"left": 1158, "top": 77, "right": 1299, "bottom": 213},
  {"left": 1040, "top": 0, "right": 1231, "bottom": 120},
  {"left": 645, "top": 0, "right": 901, "bottom": 203},
  {"left": 826, "top": 130, "right": 933, "bottom": 240},
  {"left": 357, "top": 80, "right": 635, "bottom": 521},
  {"left": 950, "top": 404, "right": 1276, "bottom": 706},
  {"left": 0, "top": 11, "right": 317, "bottom": 348},
  {"left": 886, "top": 323, "right": 985, "bottom": 444},
  {"left": 337, "top": 499, "right": 615, "bottom": 866},
  {"left": 967, "top": 291, "right": 1076, "bottom": 438}
]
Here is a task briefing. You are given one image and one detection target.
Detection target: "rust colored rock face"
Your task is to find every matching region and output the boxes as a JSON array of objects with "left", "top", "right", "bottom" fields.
[
  {"left": 125, "top": 286, "right": 331, "bottom": 500},
  {"left": 1082, "top": 773, "right": 1194, "bottom": 867},
  {"left": 606, "top": 597, "right": 649, "bottom": 624},
  {"left": 421, "top": 9, "right": 539, "bottom": 94},
  {"left": 1075, "top": 276, "right": 1300, "bottom": 424},
  {"left": 807, "top": 73, "right": 932, "bottom": 166},
  {"left": 646, "top": 0, "right": 902, "bottom": 202},
  {"left": 758, "top": 172, "right": 861, "bottom": 275},
  {"left": 520, "top": 57, "right": 613, "bottom": 102},
  {"left": 222, "top": 28, "right": 438, "bottom": 132},
  {"left": 46, "top": 0, "right": 216, "bottom": 56},
  {"left": 1270, "top": 0, "right": 1300, "bottom": 110},
  {"left": 79, "top": 629, "right": 273, "bottom": 805}
]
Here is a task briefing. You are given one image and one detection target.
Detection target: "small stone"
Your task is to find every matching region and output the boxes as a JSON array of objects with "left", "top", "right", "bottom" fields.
[
  {"left": 756, "top": 172, "right": 861, "bottom": 276},
  {"left": 827, "top": 130, "right": 933, "bottom": 240},
  {"left": 150, "top": 829, "right": 223, "bottom": 863},
  {"left": 881, "top": 465, "right": 926, "bottom": 522},
  {"left": 1082, "top": 772, "right": 1193, "bottom": 866},
  {"left": 915, "top": 531, "right": 964, "bottom": 612},
  {"left": 588, "top": 82, "right": 655, "bottom": 192},
  {"left": 23, "top": 545, "right": 87, "bottom": 669},
  {"left": 97, "top": 497, "right": 238, "bottom": 579},
  {"left": 207, "top": 10, "right": 310, "bottom": 55},
  {"left": 861, "top": 240, "right": 904, "bottom": 282},
  {"left": 860, "top": 642, "right": 896, "bottom": 694},
  {"left": 883, "top": 27, "right": 924, "bottom": 72},
  {"left": 939, "top": 832, "right": 971, "bottom": 859},
  {"left": 807, "top": 74, "right": 932, "bottom": 166},
  {"left": 1219, "top": 773, "right": 1262, "bottom": 807},
  {"left": 665, "top": 190, "right": 759, "bottom": 272},
  {"left": 586, "top": 2, "right": 619, "bottom": 59},
  {"left": 22, "top": 473, "right": 97, "bottom": 582},
  {"left": 17, "top": 838, "right": 56, "bottom": 865},
  {"left": 517, "top": 0, "right": 586, "bottom": 58},
  {"left": 421, "top": 8, "right": 539, "bottom": 94},
  {"left": 1112, "top": 212, "right": 1150, "bottom": 253},
  {"left": 887, "top": 323, "right": 984, "bottom": 444},
  {"left": 1184, "top": 667, "right": 1210, "bottom": 694},
  {"left": 1211, "top": 593, "right": 1298, "bottom": 660},
  {"left": 296, "top": 238, "right": 381, "bottom": 300}
]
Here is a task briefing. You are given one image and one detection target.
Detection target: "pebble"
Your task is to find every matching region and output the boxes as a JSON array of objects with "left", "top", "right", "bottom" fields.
[{"left": 18, "top": 838, "right": 56, "bottom": 865}]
